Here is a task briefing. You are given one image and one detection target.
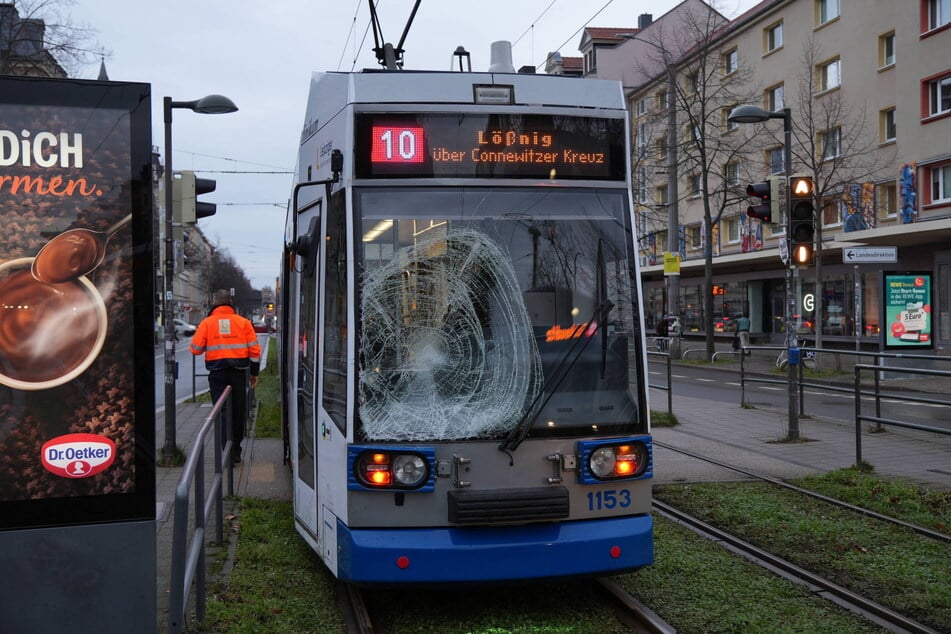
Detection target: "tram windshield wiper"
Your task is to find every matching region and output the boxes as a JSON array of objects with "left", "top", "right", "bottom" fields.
[{"left": 499, "top": 240, "right": 613, "bottom": 454}]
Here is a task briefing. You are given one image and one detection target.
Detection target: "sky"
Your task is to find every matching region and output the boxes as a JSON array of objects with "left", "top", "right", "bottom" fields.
[{"left": 71, "top": 0, "right": 757, "bottom": 290}]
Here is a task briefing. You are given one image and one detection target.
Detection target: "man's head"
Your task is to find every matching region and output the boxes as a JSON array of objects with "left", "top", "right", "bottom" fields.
[{"left": 213, "top": 289, "right": 233, "bottom": 307}]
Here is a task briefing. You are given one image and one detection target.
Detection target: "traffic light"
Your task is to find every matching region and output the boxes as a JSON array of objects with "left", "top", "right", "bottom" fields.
[
  {"left": 172, "top": 170, "right": 218, "bottom": 223},
  {"left": 788, "top": 175, "right": 815, "bottom": 266},
  {"left": 745, "top": 176, "right": 780, "bottom": 223}
]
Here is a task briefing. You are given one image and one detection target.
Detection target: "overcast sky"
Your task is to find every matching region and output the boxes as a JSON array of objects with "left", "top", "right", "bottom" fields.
[{"left": 73, "top": 0, "right": 756, "bottom": 289}]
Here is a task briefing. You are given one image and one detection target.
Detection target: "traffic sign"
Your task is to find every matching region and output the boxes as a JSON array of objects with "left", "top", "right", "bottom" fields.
[{"left": 842, "top": 246, "right": 897, "bottom": 263}]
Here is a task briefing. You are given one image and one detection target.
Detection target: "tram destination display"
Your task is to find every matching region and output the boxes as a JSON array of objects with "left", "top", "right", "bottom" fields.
[{"left": 355, "top": 113, "right": 625, "bottom": 180}]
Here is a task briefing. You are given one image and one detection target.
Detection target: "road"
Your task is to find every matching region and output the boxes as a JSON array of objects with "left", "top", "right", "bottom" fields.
[
  {"left": 154, "top": 338, "right": 209, "bottom": 412},
  {"left": 648, "top": 360, "right": 951, "bottom": 433}
]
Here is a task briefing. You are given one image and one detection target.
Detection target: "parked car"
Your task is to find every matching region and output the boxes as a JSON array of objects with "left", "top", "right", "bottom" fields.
[{"left": 173, "top": 318, "right": 196, "bottom": 336}]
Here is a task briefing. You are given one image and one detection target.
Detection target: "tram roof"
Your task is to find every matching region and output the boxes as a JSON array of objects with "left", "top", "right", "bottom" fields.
[{"left": 305, "top": 70, "right": 627, "bottom": 116}]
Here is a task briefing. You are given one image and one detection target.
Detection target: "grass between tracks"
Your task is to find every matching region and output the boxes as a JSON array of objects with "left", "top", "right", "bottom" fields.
[{"left": 651, "top": 473, "right": 951, "bottom": 632}]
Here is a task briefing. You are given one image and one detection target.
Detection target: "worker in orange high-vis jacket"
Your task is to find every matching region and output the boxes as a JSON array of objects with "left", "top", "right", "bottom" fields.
[{"left": 190, "top": 289, "right": 261, "bottom": 463}]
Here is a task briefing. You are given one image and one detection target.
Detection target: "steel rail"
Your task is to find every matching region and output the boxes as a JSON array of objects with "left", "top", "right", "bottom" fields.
[
  {"left": 653, "top": 440, "right": 951, "bottom": 544},
  {"left": 654, "top": 500, "right": 939, "bottom": 634}
]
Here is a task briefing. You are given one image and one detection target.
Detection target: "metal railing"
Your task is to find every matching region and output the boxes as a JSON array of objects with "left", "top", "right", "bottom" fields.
[
  {"left": 167, "top": 387, "right": 235, "bottom": 634},
  {"left": 646, "top": 349, "right": 673, "bottom": 414},
  {"left": 853, "top": 363, "right": 951, "bottom": 464}
]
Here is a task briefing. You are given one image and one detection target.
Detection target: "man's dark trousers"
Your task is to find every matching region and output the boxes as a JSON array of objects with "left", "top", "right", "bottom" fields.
[{"left": 209, "top": 368, "right": 248, "bottom": 457}]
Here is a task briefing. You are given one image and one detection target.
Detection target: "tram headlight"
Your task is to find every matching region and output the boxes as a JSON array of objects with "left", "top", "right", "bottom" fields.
[
  {"left": 581, "top": 440, "right": 651, "bottom": 482},
  {"left": 393, "top": 454, "right": 427, "bottom": 487},
  {"left": 353, "top": 449, "right": 432, "bottom": 490}
]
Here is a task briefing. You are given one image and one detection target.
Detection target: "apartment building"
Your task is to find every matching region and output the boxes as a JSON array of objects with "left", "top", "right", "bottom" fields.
[{"left": 576, "top": 0, "right": 951, "bottom": 353}]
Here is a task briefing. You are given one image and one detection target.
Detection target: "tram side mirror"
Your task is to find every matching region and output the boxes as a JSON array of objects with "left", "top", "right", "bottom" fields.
[
  {"left": 294, "top": 216, "right": 321, "bottom": 276},
  {"left": 331, "top": 149, "right": 343, "bottom": 179}
]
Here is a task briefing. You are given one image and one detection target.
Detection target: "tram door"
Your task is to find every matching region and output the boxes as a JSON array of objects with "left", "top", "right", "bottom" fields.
[{"left": 294, "top": 206, "right": 321, "bottom": 534}]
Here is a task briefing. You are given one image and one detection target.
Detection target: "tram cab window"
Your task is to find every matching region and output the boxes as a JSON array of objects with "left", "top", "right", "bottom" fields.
[{"left": 354, "top": 187, "right": 645, "bottom": 443}]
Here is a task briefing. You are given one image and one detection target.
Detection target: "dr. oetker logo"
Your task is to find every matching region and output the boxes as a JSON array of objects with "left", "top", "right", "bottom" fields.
[{"left": 41, "top": 433, "right": 116, "bottom": 478}]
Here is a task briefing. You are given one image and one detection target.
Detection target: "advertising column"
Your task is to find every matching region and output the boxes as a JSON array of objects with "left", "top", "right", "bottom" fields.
[{"left": 0, "top": 77, "right": 155, "bottom": 631}]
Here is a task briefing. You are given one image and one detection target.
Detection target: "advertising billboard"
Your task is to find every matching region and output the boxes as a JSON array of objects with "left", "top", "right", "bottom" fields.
[
  {"left": 0, "top": 77, "right": 154, "bottom": 530},
  {"left": 882, "top": 272, "right": 933, "bottom": 350}
]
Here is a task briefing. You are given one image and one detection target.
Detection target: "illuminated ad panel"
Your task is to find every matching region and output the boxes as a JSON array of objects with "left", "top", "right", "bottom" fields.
[
  {"left": 882, "top": 272, "right": 933, "bottom": 350},
  {"left": 355, "top": 113, "right": 625, "bottom": 180},
  {"left": 0, "top": 77, "right": 154, "bottom": 530}
]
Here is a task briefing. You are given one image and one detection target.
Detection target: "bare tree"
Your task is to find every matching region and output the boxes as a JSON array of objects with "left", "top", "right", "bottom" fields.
[
  {"left": 633, "top": 0, "right": 764, "bottom": 359},
  {"left": 0, "top": 0, "right": 103, "bottom": 78},
  {"left": 787, "top": 35, "right": 896, "bottom": 350}
]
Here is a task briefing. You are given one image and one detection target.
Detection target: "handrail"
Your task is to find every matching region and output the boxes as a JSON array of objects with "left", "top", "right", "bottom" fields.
[
  {"left": 646, "top": 350, "right": 673, "bottom": 414},
  {"left": 853, "top": 364, "right": 951, "bottom": 464},
  {"left": 167, "top": 387, "right": 234, "bottom": 634}
]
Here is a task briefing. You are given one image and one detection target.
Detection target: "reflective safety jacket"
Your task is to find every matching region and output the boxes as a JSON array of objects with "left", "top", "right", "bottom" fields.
[{"left": 190, "top": 305, "right": 261, "bottom": 375}]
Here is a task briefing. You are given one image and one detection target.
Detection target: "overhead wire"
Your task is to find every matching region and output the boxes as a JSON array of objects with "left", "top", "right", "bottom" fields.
[
  {"left": 533, "top": 0, "right": 617, "bottom": 69},
  {"left": 336, "top": 0, "right": 364, "bottom": 71}
]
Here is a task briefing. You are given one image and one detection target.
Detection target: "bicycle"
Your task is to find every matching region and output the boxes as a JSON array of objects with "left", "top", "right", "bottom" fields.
[{"left": 776, "top": 340, "right": 817, "bottom": 371}]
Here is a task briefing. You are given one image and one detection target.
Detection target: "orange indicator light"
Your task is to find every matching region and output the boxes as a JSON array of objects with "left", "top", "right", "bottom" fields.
[
  {"left": 369, "top": 469, "right": 391, "bottom": 485},
  {"left": 615, "top": 460, "right": 634, "bottom": 475}
]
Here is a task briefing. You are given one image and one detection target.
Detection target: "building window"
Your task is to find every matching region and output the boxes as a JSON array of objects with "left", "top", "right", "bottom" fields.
[
  {"left": 876, "top": 181, "right": 897, "bottom": 219},
  {"left": 768, "top": 147, "right": 784, "bottom": 174},
  {"left": 655, "top": 89, "right": 668, "bottom": 111},
  {"left": 686, "top": 225, "right": 701, "bottom": 249},
  {"left": 879, "top": 32, "right": 895, "bottom": 68},
  {"left": 724, "top": 161, "right": 740, "bottom": 186},
  {"left": 766, "top": 83, "right": 784, "bottom": 111},
  {"left": 686, "top": 71, "right": 700, "bottom": 94},
  {"left": 637, "top": 121, "right": 648, "bottom": 158},
  {"left": 928, "top": 0, "right": 951, "bottom": 31},
  {"left": 725, "top": 105, "right": 739, "bottom": 131},
  {"left": 637, "top": 168, "right": 649, "bottom": 203},
  {"left": 726, "top": 217, "right": 741, "bottom": 243},
  {"left": 821, "top": 196, "right": 844, "bottom": 227},
  {"left": 636, "top": 98, "right": 648, "bottom": 117},
  {"left": 655, "top": 185, "right": 669, "bottom": 206},
  {"left": 722, "top": 48, "right": 738, "bottom": 75},
  {"left": 765, "top": 21, "right": 783, "bottom": 53},
  {"left": 932, "top": 164, "right": 951, "bottom": 203},
  {"left": 821, "top": 127, "right": 841, "bottom": 160},
  {"left": 817, "top": 57, "right": 841, "bottom": 92},
  {"left": 687, "top": 173, "right": 702, "bottom": 197},
  {"left": 880, "top": 108, "right": 896, "bottom": 142},
  {"left": 928, "top": 72, "right": 951, "bottom": 116},
  {"left": 816, "top": 0, "right": 839, "bottom": 24},
  {"left": 656, "top": 136, "right": 668, "bottom": 160}
]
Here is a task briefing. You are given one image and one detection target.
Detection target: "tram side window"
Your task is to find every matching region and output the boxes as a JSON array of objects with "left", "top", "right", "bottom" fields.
[{"left": 322, "top": 191, "right": 348, "bottom": 433}]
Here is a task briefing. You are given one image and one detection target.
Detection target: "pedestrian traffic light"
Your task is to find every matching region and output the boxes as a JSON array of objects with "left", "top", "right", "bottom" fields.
[
  {"left": 745, "top": 176, "right": 780, "bottom": 223},
  {"left": 172, "top": 170, "right": 218, "bottom": 223},
  {"left": 789, "top": 175, "right": 815, "bottom": 266}
]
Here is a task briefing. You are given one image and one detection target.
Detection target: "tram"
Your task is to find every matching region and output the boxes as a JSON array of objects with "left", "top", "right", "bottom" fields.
[{"left": 279, "top": 66, "right": 653, "bottom": 584}]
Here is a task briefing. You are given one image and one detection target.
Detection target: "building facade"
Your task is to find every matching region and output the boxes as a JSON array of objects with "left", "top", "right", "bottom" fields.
[{"left": 576, "top": 0, "right": 951, "bottom": 353}]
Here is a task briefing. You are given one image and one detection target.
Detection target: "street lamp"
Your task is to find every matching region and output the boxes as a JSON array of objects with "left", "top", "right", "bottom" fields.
[
  {"left": 728, "top": 105, "right": 800, "bottom": 439},
  {"left": 162, "top": 94, "right": 238, "bottom": 461}
]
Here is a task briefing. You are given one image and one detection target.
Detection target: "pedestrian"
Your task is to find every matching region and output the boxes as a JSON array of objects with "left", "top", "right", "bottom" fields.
[
  {"left": 736, "top": 313, "right": 751, "bottom": 354},
  {"left": 190, "top": 289, "right": 261, "bottom": 463}
]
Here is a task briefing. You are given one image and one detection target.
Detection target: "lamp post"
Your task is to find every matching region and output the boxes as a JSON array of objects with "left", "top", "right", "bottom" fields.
[
  {"left": 162, "top": 94, "right": 238, "bottom": 461},
  {"left": 728, "top": 105, "right": 799, "bottom": 439}
]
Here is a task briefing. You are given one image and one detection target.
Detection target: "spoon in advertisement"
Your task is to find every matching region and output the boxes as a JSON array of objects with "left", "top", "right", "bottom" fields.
[{"left": 32, "top": 213, "right": 132, "bottom": 284}]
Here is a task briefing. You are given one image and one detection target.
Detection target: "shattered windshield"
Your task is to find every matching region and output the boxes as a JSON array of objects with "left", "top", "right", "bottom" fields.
[{"left": 356, "top": 187, "right": 644, "bottom": 442}]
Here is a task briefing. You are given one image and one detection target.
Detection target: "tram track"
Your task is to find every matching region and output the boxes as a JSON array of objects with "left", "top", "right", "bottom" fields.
[
  {"left": 654, "top": 440, "right": 950, "bottom": 543},
  {"left": 653, "top": 499, "right": 940, "bottom": 634},
  {"left": 596, "top": 577, "right": 676, "bottom": 633}
]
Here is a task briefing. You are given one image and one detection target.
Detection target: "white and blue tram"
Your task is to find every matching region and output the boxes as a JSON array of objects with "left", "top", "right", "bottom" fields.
[{"left": 279, "top": 68, "right": 653, "bottom": 584}]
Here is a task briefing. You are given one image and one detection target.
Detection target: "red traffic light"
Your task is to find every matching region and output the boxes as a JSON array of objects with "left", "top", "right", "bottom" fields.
[{"left": 745, "top": 178, "right": 779, "bottom": 222}]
